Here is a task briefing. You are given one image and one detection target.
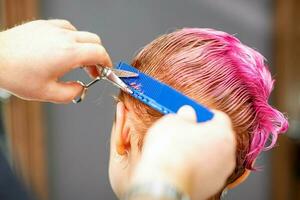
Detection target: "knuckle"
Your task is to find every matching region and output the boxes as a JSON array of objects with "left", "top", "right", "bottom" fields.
[
  {"left": 83, "top": 32, "right": 101, "bottom": 43},
  {"left": 68, "top": 31, "right": 78, "bottom": 41},
  {"left": 63, "top": 20, "right": 76, "bottom": 30},
  {"left": 92, "top": 33, "right": 101, "bottom": 43},
  {"left": 215, "top": 110, "right": 232, "bottom": 126},
  {"left": 93, "top": 45, "right": 109, "bottom": 63},
  {"left": 223, "top": 115, "right": 232, "bottom": 126},
  {"left": 96, "top": 45, "right": 106, "bottom": 56},
  {"left": 57, "top": 27, "right": 69, "bottom": 34},
  {"left": 216, "top": 110, "right": 229, "bottom": 120},
  {"left": 61, "top": 42, "right": 76, "bottom": 52},
  {"left": 59, "top": 19, "right": 72, "bottom": 25}
]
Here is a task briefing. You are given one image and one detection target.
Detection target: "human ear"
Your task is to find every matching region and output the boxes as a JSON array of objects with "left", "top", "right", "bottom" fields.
[
  {"left": 226, "top": 169, "right": 251, "bottom": 189},
  {"left": 115, "top": 101, "right": 131, "bottom": 155}
]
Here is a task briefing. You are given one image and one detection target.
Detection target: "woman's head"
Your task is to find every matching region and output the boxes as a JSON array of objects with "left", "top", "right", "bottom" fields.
[{"left": 108, "top": 28, "right": 288, "bottom": 198}]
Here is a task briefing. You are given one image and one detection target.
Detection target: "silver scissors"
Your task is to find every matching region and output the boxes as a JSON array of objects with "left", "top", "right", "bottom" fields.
[{"left": 73, "top": 65, "right": 138, "bottom": 103}]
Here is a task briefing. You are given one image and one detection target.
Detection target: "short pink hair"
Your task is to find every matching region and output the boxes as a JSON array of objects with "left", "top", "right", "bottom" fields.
[{"left": 119, "top": 28, "right": 288, "bottom": 185}]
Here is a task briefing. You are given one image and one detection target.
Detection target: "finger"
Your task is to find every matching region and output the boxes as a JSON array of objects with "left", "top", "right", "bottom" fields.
[
  {"left": 177, "top": 105, "right": 197, "bottom": 122},
  {"left": 47, "top": 81, "right": 83, "bottom": 103},
  {"left": 74, "top": 43, "right": 113, "bottom": 67},
  {"left": 48, "top": 19, "right": 77, "bottom": 31},
  {"left": 73, "top": 31, "right": 101, "bottom": 44},
  {"left": 211, "top": 109, "right": 232, "bottom": 127},
  {"left": 84, "top": 65, "right": 100, "bottom": 78}
]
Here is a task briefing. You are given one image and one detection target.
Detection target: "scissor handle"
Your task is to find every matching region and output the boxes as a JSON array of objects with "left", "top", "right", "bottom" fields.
[
  {"left": 72, "top": 77, "right": 101, "bottom": 104},
  {"left": 72, "top": 81, "right": 88, "bottom": 104},
  {"left": 72, "top": 64, "right": 136, "bottom": 104}
]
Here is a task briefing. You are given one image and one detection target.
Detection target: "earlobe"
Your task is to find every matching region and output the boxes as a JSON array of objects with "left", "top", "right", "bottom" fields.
[
  {"left": 115, "top": 101, "right": 131, "bottom": 155},
  {"left": 227, "top": 169, "right": 251, "bottom": 189}
]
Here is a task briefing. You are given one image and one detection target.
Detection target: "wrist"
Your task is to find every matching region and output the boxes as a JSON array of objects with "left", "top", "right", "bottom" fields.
[
  {"left": 129, "top": 154, "right": 192, "bottom": 199},
  {"left": 123, "top": 182, "right": 190, "bottom": 200}
]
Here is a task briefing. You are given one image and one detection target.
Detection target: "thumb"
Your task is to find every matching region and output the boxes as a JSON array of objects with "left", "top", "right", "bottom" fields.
[
  {"left": 177, "top": 105, "right": 197, "bottom": 122},
  {"left": 47, "top": 81, "right": 83, "bottom": 103}
]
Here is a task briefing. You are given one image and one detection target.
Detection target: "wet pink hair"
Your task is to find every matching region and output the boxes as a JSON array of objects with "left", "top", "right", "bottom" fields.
[
  {"left": 176, "top": 28, "right": 289, "bottom": 168},
  {"left": 119, "top": 28, "right": 288, "bottom": 186}
]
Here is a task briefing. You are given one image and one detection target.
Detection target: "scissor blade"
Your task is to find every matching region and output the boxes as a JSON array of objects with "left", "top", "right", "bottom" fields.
[
  {"left": 104, "top": 69, "right": 133, "bottom": 94},
  {"left": 95, "top": 65, "right": 138, "bottom": 78},
  {"left": 111, "top": 69, "right": 139, "bottom": 78}
]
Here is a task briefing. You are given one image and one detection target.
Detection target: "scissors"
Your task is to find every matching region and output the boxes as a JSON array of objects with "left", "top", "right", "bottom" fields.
[{"left": 72, "top": 65, "right": 138, "bottom": 104}]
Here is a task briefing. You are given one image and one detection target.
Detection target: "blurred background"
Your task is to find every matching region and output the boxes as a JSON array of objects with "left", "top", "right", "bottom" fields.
[{"left": 0, "top": 0, "right": 299, "bottom": 200}]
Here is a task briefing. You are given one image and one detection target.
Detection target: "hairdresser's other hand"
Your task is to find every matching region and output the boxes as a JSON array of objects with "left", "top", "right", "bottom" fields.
[
  {"left": 130, "top": 107, "right": 236, "bottom": 200},
  {"left": 0, "top": 19, "right": 112, "bottom": 103}
]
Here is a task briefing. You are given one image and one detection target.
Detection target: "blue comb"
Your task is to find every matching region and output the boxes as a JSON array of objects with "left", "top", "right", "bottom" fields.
[{"left": 116, "top": 62, "right": 214, "bottom": 122}]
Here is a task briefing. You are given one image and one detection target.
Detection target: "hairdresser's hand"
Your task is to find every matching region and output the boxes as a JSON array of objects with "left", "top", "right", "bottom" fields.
[
  {"left": 0, "top": 19, "right": 112, "bottom": 103},
  {"left": 130, "top": 107, "right": 236, "bottom": 200}
]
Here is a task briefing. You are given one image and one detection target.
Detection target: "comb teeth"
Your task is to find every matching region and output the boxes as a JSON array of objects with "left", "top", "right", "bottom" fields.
[{"left": 115, "top": 62, "right": 214, "bottom": 122}]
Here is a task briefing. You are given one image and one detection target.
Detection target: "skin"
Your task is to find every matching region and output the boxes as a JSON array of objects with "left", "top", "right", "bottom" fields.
[
  {"left": 110, "top": 102, "right": 237, "bottom": 200},
  {"left": 0, "top": 20, "right": 237, "bottom": 199},
  {"left": 0, "top": 19, "right": 112, "bottom": 103}
]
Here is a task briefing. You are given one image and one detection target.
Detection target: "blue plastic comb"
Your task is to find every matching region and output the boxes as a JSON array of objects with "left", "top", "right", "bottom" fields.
[{"left": 116, "top": 62, "right": 214, "bottom": 122}]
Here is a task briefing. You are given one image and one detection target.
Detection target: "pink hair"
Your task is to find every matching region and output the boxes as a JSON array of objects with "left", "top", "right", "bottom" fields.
[
  {"left": 120, "top": 28, "right": 288, "bottom": 180},
  {"left": 176, "top": 28, "right": 289, "bottom": 169}
]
